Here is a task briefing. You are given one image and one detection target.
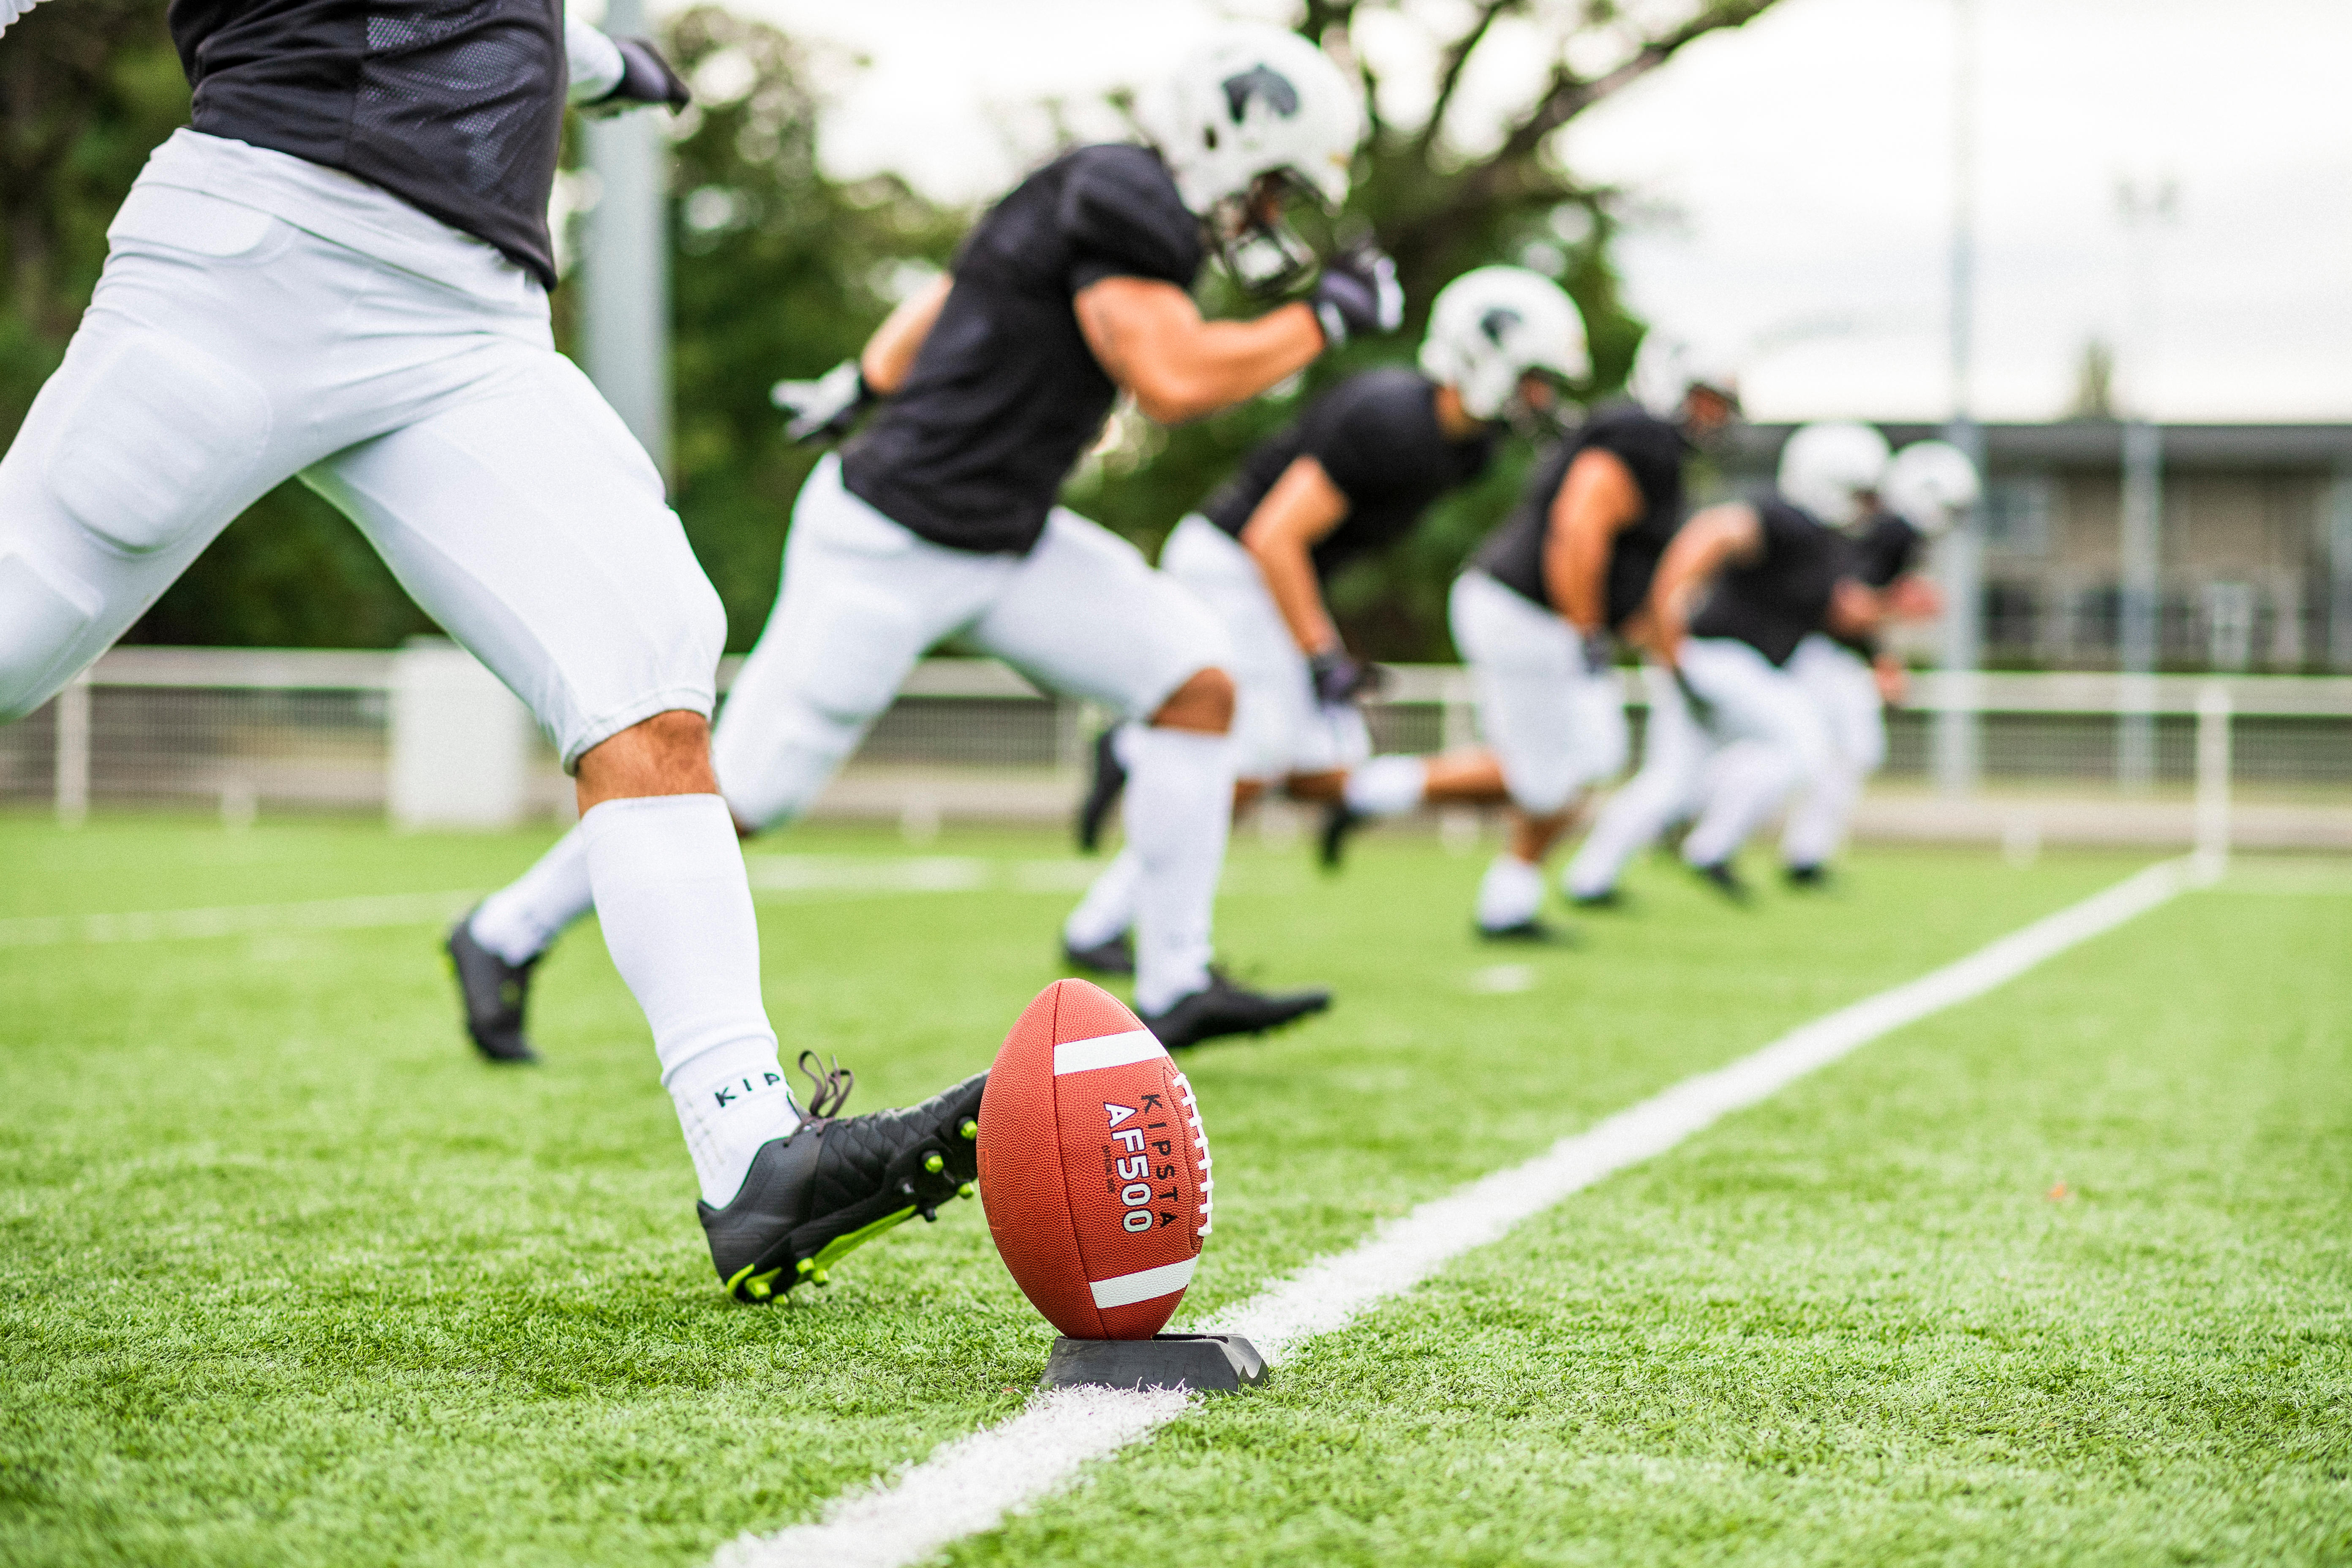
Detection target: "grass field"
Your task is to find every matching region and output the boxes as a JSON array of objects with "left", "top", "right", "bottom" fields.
[{"left": 1, "top": 814, "right": 2347, "bottom": 1566}]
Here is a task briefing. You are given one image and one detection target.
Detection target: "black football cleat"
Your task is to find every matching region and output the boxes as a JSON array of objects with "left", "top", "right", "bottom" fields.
[
  {"left": 1061, "top": 932, "right": 1136, "bottom": 977},
  {"left": 1567, "top": 887, "right": 1629, "bottom": 911},
  {"left": 1476, "top": 917, "right": 1576, "bottom": 945},
  {"left": 700, "top": 1054, "right": 985, "bottom": 1304},
  {"left": 1317, "top": 801, "right": 1365, "bottom": 871},
  {"left": 446, "top": 910, "right": 541, "bottom": 1064},
  {"left": 1691, "top": 860, "right": 1753, "bottom": 905},
  {"left": 1141, "top": 971, "right": 1331, "bottom": 1051},
  {"left": 1075, "top": 727, "right": 1127, "bottom": 854},
  {"left": 1783, "top": 862, "right": 1832, "bottom": 890}
]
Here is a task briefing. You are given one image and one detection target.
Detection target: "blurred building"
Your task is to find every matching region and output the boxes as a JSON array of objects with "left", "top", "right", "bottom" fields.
[{"left": 1725, "top": 422, "right": 2352, "bottom": 673}]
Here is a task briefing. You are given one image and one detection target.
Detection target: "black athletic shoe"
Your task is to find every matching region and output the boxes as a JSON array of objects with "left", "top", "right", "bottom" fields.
[
  {"left": 1317, "top": 801, "right": 1365, "bottom": 871},
  {"left": 1075, "top": 727, "right": 1127, "bottom": 854},
  {"left": 1476, "top": 917, "right": 1575, "bottom": 945},
  {"left": 1691, "top": 860, "right": 1753, "bottom": 904},
  {"left": 699, "top": 1054, "right": 985, "bottom": 1304},
  {"left": 445, "top": 910, "right": 540, "bottom": 1064},
  {"left": 1784, "top": 862, "right": 1831, "bottom": 890},
  {"left": 1141, "top": 971, "right": 1331, "bottom": 1050},
  {"left": 1061, "top": 932, "right": 1136, "bottom": 977},
  {"left": 1567, "top": 887, "right": 1629, "bottom": 911}
]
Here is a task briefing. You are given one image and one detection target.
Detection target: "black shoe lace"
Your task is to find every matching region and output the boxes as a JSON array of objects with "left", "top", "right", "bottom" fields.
[{"left": 795, "top": 1051, "right": 855, "bottom": 1119}]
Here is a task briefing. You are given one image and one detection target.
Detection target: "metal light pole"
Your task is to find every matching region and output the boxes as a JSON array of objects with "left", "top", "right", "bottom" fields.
[
  {"left": 2115, "top": 176, "right": 2177, "bottom": 790},
  {"left": 582, "top": 0, "right": 673, "bottom": 478},
  {"left": 1933, "top": 0, "right": 1982, "bottom": 798}
]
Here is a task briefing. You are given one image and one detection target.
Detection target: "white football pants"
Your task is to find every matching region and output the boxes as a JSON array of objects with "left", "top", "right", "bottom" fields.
[
  {"left": 0, "top": 131, "right": 723, "bottom": 756},
  {"left": 1778, "top": 634, "right": 1885, "bottom": 870},
  {"left": 712, "top": 456, "right": 1235, "bottom": 1014},
  {"left": 1449, "top": 569, "right": 1628, "bottom": 817},
  {"left": 1565, "top": 638, "right": 1829, "bottom": 893}
]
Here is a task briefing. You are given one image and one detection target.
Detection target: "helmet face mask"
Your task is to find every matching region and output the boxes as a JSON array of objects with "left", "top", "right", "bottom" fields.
[
  {"left": 1206, "top": 170, "right": 1326, "bottom": 298},
  {"left": 1629, "top": 332, "right": 1742, "bottom": 440}
]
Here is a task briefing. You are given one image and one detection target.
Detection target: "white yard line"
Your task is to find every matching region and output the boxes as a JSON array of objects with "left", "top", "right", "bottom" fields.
[{"left": 717, "top": 855, "right": 2205, "bottom": 1568}]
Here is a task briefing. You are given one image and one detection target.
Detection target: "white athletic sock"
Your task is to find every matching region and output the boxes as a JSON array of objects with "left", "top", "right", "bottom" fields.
[
  {"left": 1123, "top": 724, "right": 1234, "bottom": 1015},
  {"left": 580, "top": 794, "right": 799, "bottom": 1205},
  {"left": 467, "top": 825, "right": 594, "bottom": 964},
  {"left": 1342, "top": 754, "right": 1427, "bottom": 817},
  {"left": 1063, "top": 845, "right": 1142, "bottom": 950},
  {"left": 1476, "top": 854, "right": 1545, "bottom": 932}
]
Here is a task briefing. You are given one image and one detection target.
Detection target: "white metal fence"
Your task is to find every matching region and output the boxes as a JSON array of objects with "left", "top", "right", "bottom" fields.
[{"left": 4, "top": 645, "right": 2349, "bottom": 851}]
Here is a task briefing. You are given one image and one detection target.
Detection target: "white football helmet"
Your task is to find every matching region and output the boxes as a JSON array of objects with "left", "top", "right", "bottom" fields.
[
  {"left": 1778, "top": 421, "right": 1891, "bottom": 530},
  {"left": 1882, "top": 440, "right": 1981, "bottom": 539},
  {"left": 1138, "top": 26, "right": 1366, "bottom": 295},
  {"left": 1628, "top": 331, "right": 1742, "bottom": 424},
  {"left": 1418, "top": 267, "right": 1589, "bottom": 428}
]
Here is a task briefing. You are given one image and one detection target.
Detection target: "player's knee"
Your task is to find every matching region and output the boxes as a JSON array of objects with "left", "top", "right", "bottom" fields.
[
  {"left": 0, "top": 550, "right": 100, "bottom": 721},
  {"left": 1151, "top": 666, "right": 1235, "bottom": 735},
  {"left": 577, "top": 708, "right": 717, "bottom": 806},
  {"left": 1506, "top": 765, "right": 1576, "bottom": 819}
]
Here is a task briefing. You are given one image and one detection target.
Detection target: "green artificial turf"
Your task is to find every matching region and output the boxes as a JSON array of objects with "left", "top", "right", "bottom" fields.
[{"left": 0, "top": 813, "right": 2344, "bottom": 1566}]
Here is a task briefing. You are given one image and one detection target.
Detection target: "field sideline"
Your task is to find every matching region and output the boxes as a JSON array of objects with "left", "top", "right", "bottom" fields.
[{"left": 1, "top": 815, "right": 2346, "bottom": 1566}]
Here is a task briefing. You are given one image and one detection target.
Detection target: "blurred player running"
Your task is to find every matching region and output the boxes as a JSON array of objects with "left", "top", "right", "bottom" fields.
[
  {"left": 1056, "top": 266, "right": 1587, "bottom": 974},
  {"left": 1564, "top": 421, "right": 1891, "bottom": 904},
  {"left": 1320, "top": 334, "right": 1741, "bottom": 939},
  {"left": 0, "top": 1, "right": 990, "bottom": 1304},
  {"left": 454, "top": 26, "right": 1393, "bottom": 1054},
  {"left": 1778, "top": 440, "right": 1978, "bottom": 884}
]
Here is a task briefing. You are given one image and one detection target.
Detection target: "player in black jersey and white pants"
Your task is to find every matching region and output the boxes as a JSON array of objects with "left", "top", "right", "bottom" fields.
[
  {"left": 0, "top": 2, "right": 1006, "bottom": 1305},
  {"left": 458, "top": 26, "right": 1395, "bottom": 1056},
  {"left": 1566, "top": 422, "right": 1892, "bottom": 902},
  {"left": 1778, "top": 440, "right": 1978, "bottom": 882},
  {"left": 1058, "top": 266, "right": 1587, "bottom": 971},
  {"left": 1326, "top": 336, "right": 1740, "bottom": 936}
]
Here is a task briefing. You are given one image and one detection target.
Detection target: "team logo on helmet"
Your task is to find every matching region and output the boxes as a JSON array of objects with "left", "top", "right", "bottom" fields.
[
  {"left": 1220, "top": 64, "right": 1301, "bottom": 122},
  {"left": 1478, "top": 307, "right": 1523, "bottom": 346}
]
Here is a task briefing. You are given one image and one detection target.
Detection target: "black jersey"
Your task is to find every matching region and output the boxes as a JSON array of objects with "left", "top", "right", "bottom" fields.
[
  {"left": 1473, "top": 404, "right": 1688, "bottom": 628},
  {"left": 168, "top": 0, "right": 566, "bottom": 287},
  {"left": 1848, "top": 512, "right": 1925, "bottom": 587},
  {"left": 1689, "top": 496, "right": 1848, "bottom": 667},
  {"left": 841, "top": 144, "right": 1205, "bottom": 555},
  {"left": 1203, "top": 368, "right": 1494, "bottom": 582}
]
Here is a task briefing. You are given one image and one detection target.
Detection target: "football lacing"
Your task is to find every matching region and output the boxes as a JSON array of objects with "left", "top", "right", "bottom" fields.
[{"left": 1173, "top": 1070, "right": 1212, "bottom": 1239}]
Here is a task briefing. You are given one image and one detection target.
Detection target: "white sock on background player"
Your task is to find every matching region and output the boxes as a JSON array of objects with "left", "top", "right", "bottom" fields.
[
  {"left": 1342, "top": 754, "right": 1427, "bottom": 817},
  {"left": 580, "top": 794, "right": 798, "bottom": 1205},
  {"left": 1476, "top": 854, "right": 1545, "bottom": 932},
  {"left": 467, "top": 824, "right": 594, "bottom": 964},
  {"left": 1063, "top": 845, "right": 1141, "bottom": 951},
  {"left": 1122, "top": 725, "right": 1234, "bottom": 1015}
]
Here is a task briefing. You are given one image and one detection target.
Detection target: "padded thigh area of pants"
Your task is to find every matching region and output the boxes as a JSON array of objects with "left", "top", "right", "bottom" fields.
[
  {"left": 51, "top": 335, "right": 272, "bottom": 555},
  {"left": 0, "top": 551, "right": 99, "bottom": 719}
]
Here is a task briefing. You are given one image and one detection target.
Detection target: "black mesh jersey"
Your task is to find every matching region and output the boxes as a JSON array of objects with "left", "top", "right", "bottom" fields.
[
  {"left": 1202, "top": 368, "right": 1494, "bottom": 583},
  {"left": 1689, "top": 496, "right": 1850, "bottom": 667},
  {"left": 1848, "top": 512, "right": 1925, "bottom": 588},
  {"left": 1473, "top": 404, "right": 1688, "bottom": 629},
  {"left": 168, "top": 0, "right": 565, "bottom": 288},
  {"left": 841, "top": 144, "right": 1205, "bottom": 555}
]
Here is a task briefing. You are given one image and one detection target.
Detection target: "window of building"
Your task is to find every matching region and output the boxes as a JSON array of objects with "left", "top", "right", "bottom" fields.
[{"left": 1982, "top": 473, "right": 2054, "bottom": 555}]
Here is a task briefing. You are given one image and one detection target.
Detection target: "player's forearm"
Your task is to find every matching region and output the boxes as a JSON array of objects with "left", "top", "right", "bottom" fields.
[
  {"left": 861, "top": 275, "right": 952, "bottom": 396},
  {"left": 1646, "top": 510, "right": 1753, "bottom": 656},
  {"left": 1255, "top": 545, "right": 1339, "bottom": 656},
  {"left": 1077, "top": 278, "right": 1324, "bottom": 426},
  {"left": 1544, "top": 528, "right": 1609, "bottom": 634}
]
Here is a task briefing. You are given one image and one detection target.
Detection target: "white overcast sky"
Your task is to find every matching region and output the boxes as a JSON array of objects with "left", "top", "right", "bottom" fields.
[{"left": 701, "top": 0, "right": 2350, "bottom": 425}]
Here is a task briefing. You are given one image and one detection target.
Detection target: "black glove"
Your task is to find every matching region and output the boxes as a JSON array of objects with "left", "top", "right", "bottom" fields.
[
  {"left": 581, "top": 36, "right": 691, "bottom": 116},
  {"left": 1308, "top": 648, "right": 1386, "bottom": 705},
  {"left": 1310, "top": 244, "right": 1403, "bottom": 349},
  {"left": 1579, "top": 631, "right": 1614, "bottom": 678},
  {"left": 770, "top": 360, "right": 875, "bottom": 444}
]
